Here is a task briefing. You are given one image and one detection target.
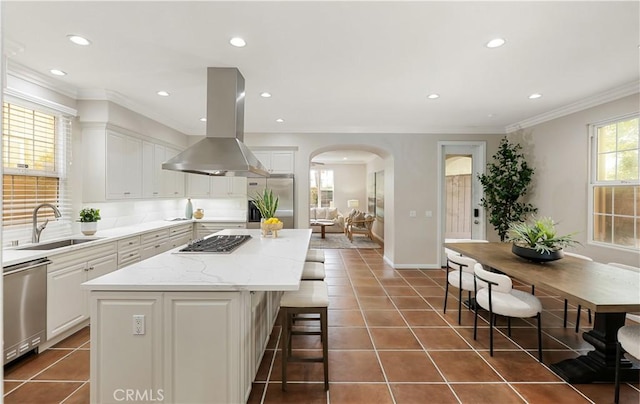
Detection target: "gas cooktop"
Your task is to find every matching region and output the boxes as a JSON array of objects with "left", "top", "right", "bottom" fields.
[{"left": 177, "top": 235, "right": 252, "bottom": 254}]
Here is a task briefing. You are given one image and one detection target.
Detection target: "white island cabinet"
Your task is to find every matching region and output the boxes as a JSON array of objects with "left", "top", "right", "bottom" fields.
[{"left": 83, "top": 229, "right": 311, "bottom": 404}]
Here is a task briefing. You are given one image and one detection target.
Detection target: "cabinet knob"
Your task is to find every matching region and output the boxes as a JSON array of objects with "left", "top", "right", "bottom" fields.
[
  {"left": 155, "top": 244, "right": 160, "bottom": 248},
  {"left": 88, "top": 266, "right": 95, "bottom": 271},
  {"left": 129, "top": 253, "right": 134, "bottom": 257}
]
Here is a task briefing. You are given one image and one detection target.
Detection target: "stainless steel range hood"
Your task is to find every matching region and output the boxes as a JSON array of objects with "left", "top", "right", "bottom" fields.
[{"left": 162, "top": 68, "right": 268, "bottom": 177}]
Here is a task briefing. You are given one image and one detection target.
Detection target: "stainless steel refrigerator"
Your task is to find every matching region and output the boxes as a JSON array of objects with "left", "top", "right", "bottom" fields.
[{"left": 247, "top": 174, "right": 294, "bottom": 229}]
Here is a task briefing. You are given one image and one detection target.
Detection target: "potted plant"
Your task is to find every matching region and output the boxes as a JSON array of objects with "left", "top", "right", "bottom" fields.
[
  {"left": 250, "top": 189, "right": 282, "bottom": 237},
  {"left": 478, "top": 137, "right": 537, "bottom": 241},
  {"left": 509, "top": 216, "right": 579, "bottom": 262},
  {"left": 79, "top": 208, "right": 101, "bottom": 236}
]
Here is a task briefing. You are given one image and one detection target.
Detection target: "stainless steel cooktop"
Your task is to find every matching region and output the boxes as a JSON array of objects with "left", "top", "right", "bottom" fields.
[{"left": 177, "top": 234, "right": 252, "bottom": 254}]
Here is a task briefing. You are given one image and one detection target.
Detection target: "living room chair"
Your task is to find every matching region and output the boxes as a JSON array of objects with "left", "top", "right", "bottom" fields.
[
  {"left": 345, "top": 214, "right": 375, "bottom": 242},
  {"left": 614, "top": 325, "right": 640, "bottom": 403},
  {"left": 473, "top": 263, "right": 543, "bottom": 361}
]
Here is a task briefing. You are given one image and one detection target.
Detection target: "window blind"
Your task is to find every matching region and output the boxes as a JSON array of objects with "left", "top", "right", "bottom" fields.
[{"left": 2, "top": 102, "right": 73, "bottom": 242}]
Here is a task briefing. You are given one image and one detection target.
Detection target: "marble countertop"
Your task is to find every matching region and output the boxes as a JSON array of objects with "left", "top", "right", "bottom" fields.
[
  {"left": 2, "top": 218, "right": 247, "bottom": 267},
  {"left": 82, "top": 229, "right": 312, "bottom": 292}
]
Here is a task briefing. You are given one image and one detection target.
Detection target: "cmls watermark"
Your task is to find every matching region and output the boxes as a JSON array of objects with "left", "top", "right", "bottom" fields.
[{"left": 113, "top": 389, "right": 164, "bottom": 402}]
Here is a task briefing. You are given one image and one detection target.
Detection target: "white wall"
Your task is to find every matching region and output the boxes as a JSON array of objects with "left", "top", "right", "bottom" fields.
[
  {"left": 245, "top": 132, "right": 502, "bottom": 268},
  {"left": 509, "top": 93, "right": 639, "bottom": 266},
  {"left": 316, "top": 163, "right": 367, "bottom": 214}
]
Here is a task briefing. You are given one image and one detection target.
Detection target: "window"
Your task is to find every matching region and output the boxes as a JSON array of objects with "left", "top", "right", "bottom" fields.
[
  {"left": 310, "top": 169, "right": 334, "bottom": 208},
  {"left": 590, "top": 115, "right": 639, "bottom": 249},
  {"left": 2, "top": 101, "right": 72, "bottom": 239}
]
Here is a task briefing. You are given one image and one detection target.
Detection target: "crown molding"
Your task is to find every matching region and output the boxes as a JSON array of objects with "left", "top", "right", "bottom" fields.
[
  {"left": 505, "top": 80, "right": 640, "bottom": 133},
  {"left": 4, "top": 39, "right": 25, "bottom": 58},
  {"left": 77, "top": 88, "right": 194, "bottom": 136},
  {"left": 6, "top": 60, "right": 78, "bottom": 99}
]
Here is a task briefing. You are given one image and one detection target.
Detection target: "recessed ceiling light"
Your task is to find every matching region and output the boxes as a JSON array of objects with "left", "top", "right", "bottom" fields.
[
  {"left": 50, "top": 69, "right": 67, "bottom": 76},
  {"left": 529, "top": 93, "right": 542, "bottom": 99},
  {"left": 427, "top": 93, "right": 440, "bottom": 99},
  {"left": 157, "top": 91, "right": 170, "bottom": 97},
  {"left": 200, "top": 118, "right": 207, "bottom": 122},
  {"left": 486, "top": 38, "right": 506, "bottom": 48},
  {"left": 276, "top": 118, "right": 284, "bottom": 123},
  {"left": 67, "top": 34, "right": 91, "bottom": 46},
  {"left": 260, "top": 92, "right": 272, "bottom": 98},
  {"left": 229, "top": 37, "right": 246, "bottom": 47}
]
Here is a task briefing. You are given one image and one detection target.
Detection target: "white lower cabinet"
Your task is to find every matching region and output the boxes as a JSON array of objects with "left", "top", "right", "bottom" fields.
[
  {"left": 90, "top": 291, "right": 253, "bottom": 404},
  {"left": 47, "top": 243, "right": 117, "bottom": 340},
  {"left": 195, "top": 222, "right": 246, "bottom": 239}
]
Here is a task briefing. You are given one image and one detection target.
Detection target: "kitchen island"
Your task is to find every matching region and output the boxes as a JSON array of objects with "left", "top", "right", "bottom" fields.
[{"left": 82, "top": 228, "right": 312, "bottom": 404}]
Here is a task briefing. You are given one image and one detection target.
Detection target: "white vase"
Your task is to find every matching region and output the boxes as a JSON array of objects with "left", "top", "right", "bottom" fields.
[{"left": 81, "top": 221, "right": 98, "bottom": 236}]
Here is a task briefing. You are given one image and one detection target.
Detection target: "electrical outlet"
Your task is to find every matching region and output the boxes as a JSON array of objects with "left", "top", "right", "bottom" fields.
[
  {"left": 425, "top": 210, "right": 433, "bottom": 218},
  {"left": 133, "top": 314, "right": 145, "bottom": 335},
  {"left": 409, "top": 210, "right": 416, "bottom": 217}
]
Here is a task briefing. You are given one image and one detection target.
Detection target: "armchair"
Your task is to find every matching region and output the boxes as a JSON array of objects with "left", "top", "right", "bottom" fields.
[{"left": 345, "top": 211, "right": 375, "bottom": 242}]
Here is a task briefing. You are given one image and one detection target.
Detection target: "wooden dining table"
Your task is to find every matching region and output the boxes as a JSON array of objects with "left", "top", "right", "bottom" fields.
[{"left": 445, "top": 242, "right": 640, "bottom": 384}]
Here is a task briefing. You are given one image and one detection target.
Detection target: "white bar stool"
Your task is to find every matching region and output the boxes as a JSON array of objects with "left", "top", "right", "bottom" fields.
[
  {"left": 280, "top": 280, "right": 329, "bottom": 391},
  {"left": 305, "top": 249, "right": 325, "bottom": 263},
  {"left": 302, "top": 262, "right": 326, "bottom": 280}
]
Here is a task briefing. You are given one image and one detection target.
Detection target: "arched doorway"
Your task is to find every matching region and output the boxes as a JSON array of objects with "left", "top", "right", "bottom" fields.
[{"left": 309, "top": 147, "right": 386, "bottom": 245}]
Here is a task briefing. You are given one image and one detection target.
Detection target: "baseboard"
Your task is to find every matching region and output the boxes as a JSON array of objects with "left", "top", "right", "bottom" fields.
[{"left": 382, "top": 254, "right": 441, "bottom": 269}]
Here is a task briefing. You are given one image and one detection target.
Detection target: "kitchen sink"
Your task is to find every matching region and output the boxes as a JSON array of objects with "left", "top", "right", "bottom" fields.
[{"left": 17, "top": 238, "right": 102, "bottom": 251}]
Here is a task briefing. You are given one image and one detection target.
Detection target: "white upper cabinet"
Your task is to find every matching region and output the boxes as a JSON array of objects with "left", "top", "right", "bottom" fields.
[
  {"left": 252, "top": 150, "right": 294, "bottom": 174},
  {"left": 187, "top": 174, "right": 212, "bottom": 197},
  {"left": 106, "top": 131, "right": 142, "bottom": 200},
  {"left": 210, "top": 177, "right": 247, "bottom": 198},
  {"left": 83, "top": 126, "right": 184, "bottom": 201},
  {"left": 164, "top": 147, "right": 185, "bottom": 198},
  {"left": 187, "top": 176, "right": 247, "bottom": 198}
]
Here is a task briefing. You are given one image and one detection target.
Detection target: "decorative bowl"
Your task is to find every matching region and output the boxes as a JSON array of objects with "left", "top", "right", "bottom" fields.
[
  {"left": 261, "top": 222, "right": 283, "bottom": 238},
  {"left": 512, "top": 244, "right": 564, "bottom": 263}
]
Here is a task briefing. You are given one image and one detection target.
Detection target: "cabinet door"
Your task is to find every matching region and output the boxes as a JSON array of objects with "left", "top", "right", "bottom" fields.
[
  {"left": 106, "top": 132, "right": 127, "bottom": 199},
  {"left": 141, "top": 141, "right": 156, "bottom": 198},
  {"left": 47, "top": 262, "right": 89, "bottom": 339},
  {"left": 125, "top": 136, "right": 143, "bottom": 198},
  {"left": 270, "top": 151, "right": 294, "bottom": 174},
  {"left": 154, "top": 144, "right": 167, "bottom": 197},
  {"left": 209, "top": 177, "right": 230, "bottom": 198},
  {"left": 164, "top": 147, "right": 185, "bottom": 197},
  {"left": 187, "top": 174, "right": 211, "bottom": 197},
  {"left": 229, "top": 177, "right": 247, "bottom": 197},
  {"left": 106, "top": 131, "right": 142, "bottom": 199},
  {"left": 87, "top": 253, "right": 118, "bottom": 281},
  {"left": 163, "top": 292, "right": 249, "bottom": 403}
]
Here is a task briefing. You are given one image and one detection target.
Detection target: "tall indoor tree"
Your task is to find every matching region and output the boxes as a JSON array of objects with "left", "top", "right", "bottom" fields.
[{"left": 478, "top": 137, "right": 537, "bottom": 241}]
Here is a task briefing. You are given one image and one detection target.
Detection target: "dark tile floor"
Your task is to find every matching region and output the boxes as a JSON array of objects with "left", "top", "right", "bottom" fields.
[{"left": 4, "top": 248, "right": 640, "bottom": 403}]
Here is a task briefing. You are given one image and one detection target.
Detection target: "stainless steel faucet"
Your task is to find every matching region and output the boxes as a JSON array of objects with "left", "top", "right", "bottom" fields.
[{"left": 32, "top": 203, "right": 62, "bottom": 243}]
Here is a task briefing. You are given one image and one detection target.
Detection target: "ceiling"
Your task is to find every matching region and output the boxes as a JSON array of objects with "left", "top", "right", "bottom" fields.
[{"left": 3, "top": 1, "right": 639, "bottom": 137}]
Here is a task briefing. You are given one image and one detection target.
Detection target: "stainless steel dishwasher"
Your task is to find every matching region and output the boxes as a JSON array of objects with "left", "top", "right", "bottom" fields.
[{"left": 3, "top": 258, "right": 50, "bottom": 364}]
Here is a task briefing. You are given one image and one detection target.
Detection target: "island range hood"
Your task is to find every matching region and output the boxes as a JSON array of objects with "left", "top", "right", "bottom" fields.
[{"left": 162, "top": 68, "right": 268, "bottom": 177}]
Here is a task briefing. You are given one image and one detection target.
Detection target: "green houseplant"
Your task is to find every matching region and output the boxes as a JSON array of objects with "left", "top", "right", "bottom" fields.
[
  {"left": 79, "top": 208, "right": 101, "bottom": 236},
  {"left": 509, "top": 217, "right": 578, "bottom": 262},
  {"left": 478, "top": 137, "right": 537, "bottom": 241},
  {"left": 250, "top": 189, "right": 279, "bottom": 219}
]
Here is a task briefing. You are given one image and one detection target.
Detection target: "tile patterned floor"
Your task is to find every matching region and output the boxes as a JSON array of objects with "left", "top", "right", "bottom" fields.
[{"left": 4, "top": 248, "right": 640, "bottom": 403}]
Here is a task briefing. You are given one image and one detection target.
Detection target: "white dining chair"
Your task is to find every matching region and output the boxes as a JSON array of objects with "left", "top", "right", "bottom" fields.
[
  {"left": 614, "top": 325, "right": 640, "bottom": 403},
  {"left": 563, "top": 252, "right": 593, "bottom": 332},
  {"left": 444, "top": 252, "right": 486, "bottom": 325},
  {"left": 473, "top": 263, "right": 543, "bottom": 361}
]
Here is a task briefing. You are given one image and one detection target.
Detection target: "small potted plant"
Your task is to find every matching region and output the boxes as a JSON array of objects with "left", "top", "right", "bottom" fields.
[
  {"left": 79, "top": 208, "right": 101, "bottom": 236},
  {"left": 250, "top": 189, "right": 283, "bottom": 237},
  {"left": 509, "top": 216, "right": 578, "bottom": 262}
]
